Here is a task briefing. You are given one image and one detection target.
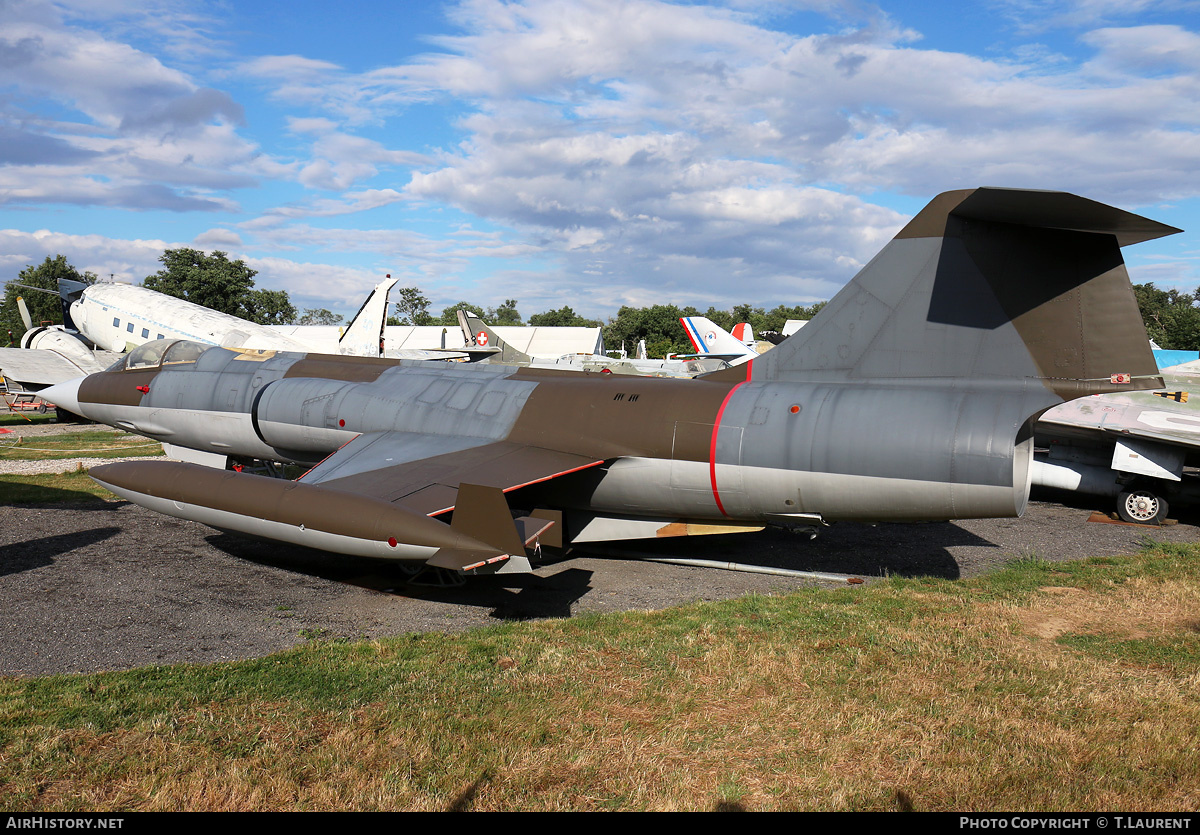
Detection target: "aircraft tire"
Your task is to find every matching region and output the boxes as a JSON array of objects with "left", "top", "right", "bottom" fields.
[{"left": 1117, "top": 486, "right": 1168, "bottom": 525}]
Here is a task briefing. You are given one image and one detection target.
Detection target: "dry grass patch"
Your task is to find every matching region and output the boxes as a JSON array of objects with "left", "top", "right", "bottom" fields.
[{"left": 1017, "top": 578, "right": 1200, "bottom": 643}]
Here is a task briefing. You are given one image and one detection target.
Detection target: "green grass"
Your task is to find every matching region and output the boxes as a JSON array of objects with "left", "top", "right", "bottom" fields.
[
  {"left": 0, "top": 410, "right": 57, "bottom": 428},
  {"left": 2, "top": 540, "right": 1199, "bottom": 811},
  {"left": 1057, "top": 633, "right": 1200, "bottom": 671},
  {"left": 0, "top": 429, "right": 162, "bottom": 461},
  {"left": 0, "top": 471, "right": 116, "bottom": 503}
]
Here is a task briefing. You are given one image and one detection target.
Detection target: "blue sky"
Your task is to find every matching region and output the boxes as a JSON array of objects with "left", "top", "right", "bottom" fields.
[{"left": 2, "top": 0, "right": 1198, "bottom": 320}]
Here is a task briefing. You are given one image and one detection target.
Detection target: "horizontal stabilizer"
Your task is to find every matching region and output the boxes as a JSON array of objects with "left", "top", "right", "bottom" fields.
[
  {"left": 528, "top": 508, "right": 564, "bottom": 549},
  {"left": 751, "top": 187, "right": 1171, "bottom": 402},
  {"left": 906, "top": 187, "right": 1180, "bottom": 246}
]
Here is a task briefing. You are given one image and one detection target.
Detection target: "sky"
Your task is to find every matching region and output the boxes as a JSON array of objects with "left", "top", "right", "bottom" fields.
[{"left": 2, "top": 0, "right": 1198, "bottom": 321}]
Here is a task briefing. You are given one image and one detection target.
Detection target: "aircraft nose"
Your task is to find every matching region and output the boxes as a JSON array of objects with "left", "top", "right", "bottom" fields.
[{"left": 40, "top": 376, "right": 84, "bottom": 418}]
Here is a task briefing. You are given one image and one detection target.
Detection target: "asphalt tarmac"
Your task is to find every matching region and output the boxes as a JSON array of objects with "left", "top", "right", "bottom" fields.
[{"left": 3, "top": 493, "right": 1196, "bottom": 677}]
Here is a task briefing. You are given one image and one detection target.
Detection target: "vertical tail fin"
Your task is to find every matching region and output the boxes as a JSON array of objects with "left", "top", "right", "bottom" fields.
[
  {"left": 750, "top": 188, "right": 1175, "bottom": 401},
  {"left": 338, "top": 276, "right": 398, "bottom": 357},
  {"left": 457, "top": 309, "right": 532, "bottom": 363},
  {"left": 57, "top": 278, "right": 88, "bottom": 332},
  {"left": 731, "top": 322, "right": 754, "bottom": 348},
  {"left": 681, "top": 316, "right": 758, "bottom": 358}
]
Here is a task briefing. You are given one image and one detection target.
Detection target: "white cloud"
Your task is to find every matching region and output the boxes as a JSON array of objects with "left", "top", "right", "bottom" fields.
[
  {"left": 366, "top": 0, "right": 1197, "bottom": 308},
  {"left": 0, "top": 0, "right": 268, "bottom": 213},
  {"left": 4, "top": 0, "right": 1198, "bottom": 316},
  {"left": 296, "top": 133, "right": 428, "bottom": 191},
  {"left": 192, "top": 227, "right": 243, "bottom": 247},
  {"left": 263, "top": 189, "right": 407, "bottom": 219},
  {"left": 243, "top": 255, "right": 397, "bottom": 310},
  {"left": 0, "top": 228, "right": 176, "bottom": 284}
]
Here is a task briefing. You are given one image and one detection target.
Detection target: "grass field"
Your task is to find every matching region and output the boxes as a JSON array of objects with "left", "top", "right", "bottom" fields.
[
  {"left": 1, "top": 541, "right": 1197, "bottom": 811},
  {"left": 0, "top": 429, "right": 162, "bottom": 462},
  {"left": 0, "top": 422, "right": 162, "bottom": 503},
  {"left": 0, "top": 470, "right": 118, "bottom": 503},
  {"left": 0, "top": 409, "right": 58, "bottom": 426}
]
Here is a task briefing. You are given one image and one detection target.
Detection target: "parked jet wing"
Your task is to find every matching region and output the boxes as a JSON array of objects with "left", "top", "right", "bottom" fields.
[
  {"left": 89, "top": 459, "right": 558, "bottom": 572},
  {"left": 1033, "top": 386, "right": 1200, "bottom": 522},
  {"left": 299, "top": 432, "right": 606, "bottom": 517},
  {"left": 1039, "top": 396, "right": 1200, "bottom": 452},
  {"left": 0, "top": 346, "right": 116, "bottom": 390}
]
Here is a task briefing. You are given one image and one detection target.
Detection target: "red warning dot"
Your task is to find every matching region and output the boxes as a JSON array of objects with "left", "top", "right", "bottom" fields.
[
  {"left": 789, "top": 405, "right": 800, "bottom": 414},
  {"left": 387, "top": 537, "right": 398, "bottom": 547},
  {"left": 339, "top": 419, "right": 345, "bottom": 427}
]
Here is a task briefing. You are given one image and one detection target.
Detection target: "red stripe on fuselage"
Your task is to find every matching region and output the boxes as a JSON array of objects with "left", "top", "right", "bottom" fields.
[{"left": 709, "top": 381, "right": 747, "bottom": 517}]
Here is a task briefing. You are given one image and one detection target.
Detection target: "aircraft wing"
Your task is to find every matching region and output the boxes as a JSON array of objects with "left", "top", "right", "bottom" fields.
[
  {"left": 1039, "top": 395, "right": 1200, "bottom": 447},
  {"left": 1038, "top": 395, "right": 1200, "bottom": 482},
  {"left": 0, "top": 347, "right": 113, "bottom": 390},
  {"left": 1040, "top": 408, "right": 1200, "bottom": 450},
  {"left": 299, "top": 430, "right": 606, "bottom": 517},
  {"left": 382, "top": 348, "right": 471, "bottom": 361}
]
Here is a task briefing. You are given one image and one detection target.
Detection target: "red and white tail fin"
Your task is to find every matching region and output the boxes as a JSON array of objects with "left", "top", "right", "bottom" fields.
[{"left": 679, "top": 317, "right": 757, "bottom": 358}]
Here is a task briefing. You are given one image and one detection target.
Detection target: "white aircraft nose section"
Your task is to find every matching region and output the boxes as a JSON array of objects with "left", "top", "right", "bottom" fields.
[{"left": 40, "top": 376, "right": 84, "bottom": 417}]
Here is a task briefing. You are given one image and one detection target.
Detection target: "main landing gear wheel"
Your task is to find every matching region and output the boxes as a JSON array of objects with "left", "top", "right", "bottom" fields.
[{"left": 1117, "top": 488, "right": 1168, "bottom": 525}]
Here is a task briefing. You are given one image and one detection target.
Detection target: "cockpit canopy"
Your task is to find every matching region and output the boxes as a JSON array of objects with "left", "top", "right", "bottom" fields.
[{"left": 108, "top": 339, "right": 210, "bottom": 372}]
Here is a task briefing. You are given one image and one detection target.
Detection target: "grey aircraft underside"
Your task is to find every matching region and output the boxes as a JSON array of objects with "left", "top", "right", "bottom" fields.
[{"left": 42, "top": 188, "right": 1175, "bottom": 578}]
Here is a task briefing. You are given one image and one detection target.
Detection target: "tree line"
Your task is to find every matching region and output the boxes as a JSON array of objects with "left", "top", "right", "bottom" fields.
[{"left": 7, "top": 251, "right": 1200, "bottom": 357}]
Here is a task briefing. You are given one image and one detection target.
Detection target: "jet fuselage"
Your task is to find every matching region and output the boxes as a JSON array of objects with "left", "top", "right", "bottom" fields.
[{"left": 62, "top": 340, "right": 1038, "bottom": 525}]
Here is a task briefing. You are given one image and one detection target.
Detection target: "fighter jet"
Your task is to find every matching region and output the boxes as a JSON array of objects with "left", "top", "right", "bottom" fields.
[
  {"left": 43, "top": 188, "right": 1175, "bottom": 577},
  {"left": 1032, "top": 358, "right": 1200, "bottom": 523}
]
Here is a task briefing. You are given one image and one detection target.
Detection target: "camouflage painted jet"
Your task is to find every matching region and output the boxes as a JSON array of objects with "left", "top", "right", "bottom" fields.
[
  {"left": 42, "top": 188, "right": 1175, "bottom": 577},
  {"left": 1033, "top": 358, "right": 1200, "bottom": 523}
]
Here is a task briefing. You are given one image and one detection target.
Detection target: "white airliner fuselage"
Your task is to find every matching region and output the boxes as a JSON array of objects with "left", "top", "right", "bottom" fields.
[{"left": 70, "top": 283, "right": 314, "bottom": 354}]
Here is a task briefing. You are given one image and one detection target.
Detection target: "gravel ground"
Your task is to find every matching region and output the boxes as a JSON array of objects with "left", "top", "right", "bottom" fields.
[{"left": 3, "top": 488, "right": 1196, "bottom": 677}]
